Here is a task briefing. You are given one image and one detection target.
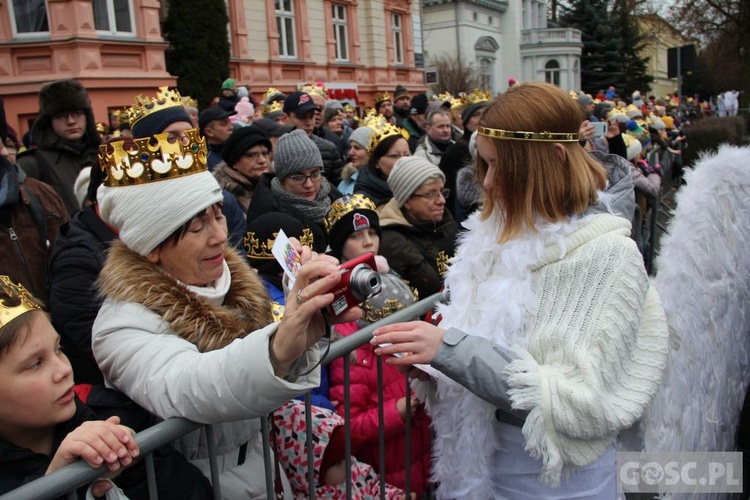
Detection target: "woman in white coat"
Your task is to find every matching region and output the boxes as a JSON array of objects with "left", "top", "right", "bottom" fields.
[
  {"left": 373, "top": 82, "right": 669, "bottom": 499},
  {"left": 91, "top": 129, "right": 360, "bottom": 498}
]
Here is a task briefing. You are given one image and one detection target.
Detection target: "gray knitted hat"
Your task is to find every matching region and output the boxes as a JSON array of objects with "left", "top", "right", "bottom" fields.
[
  {"left": 274, "top": 129, "right": 323, "bottom": 180},
  {"left": 348, "top": 126, "right": 375, "bottom": 149},
  {"left": 388, "top": 156, "right": 445, "bottom": 207}
]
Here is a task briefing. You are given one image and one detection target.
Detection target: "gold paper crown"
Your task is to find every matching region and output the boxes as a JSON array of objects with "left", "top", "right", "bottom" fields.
[
  {"left": 459, "top": 88, "right": 492, "bottom": 109},
  {"left": 301, "top": 82, "right": 327, "bottom": 98},
  {"left": 96, "top": 122, "right": 109, "bottom": 135},
  {"left": 343, "top": 103, "right": 355, "bottom": 113},
  {"left": 271, "top": 302, "right": 285, "bottom": 322},
  {"left": 262, "top": 87, "right": 285, "bottom": 104},
  {"left": 0, "top": 276, "right": 41, "bottom": 327},
  {"left": 477, "top": 125, "right": 579, "bottom": 143},
  {"left": 181, "top": 95, "right": 198, "bottom": 109},
  {"left": 244, "top": 228, "right": 315, "bottom": 260},
  {"left": 437, "top": 91, "right": 453, "bottom": 103},
  {"left": 324, "top": 194, "right": 378, "bottom": 233},
  {"left": 366, "top": 116, "right": 406, "bottom": 154},
  {"left": 98, "top": 129, "right": 208, "bottom": 187},
  {"left": 126, "top": 86, "right": 185, "bottom": 127},
  {"left": 373, "top": 92, "right": 391, "bottom": 106},
  {"left": 568, "top": 90, "right": 580, "bottom": 100},
  {"left": 263, "top": 101, "right": 284, "bottom": 116}
]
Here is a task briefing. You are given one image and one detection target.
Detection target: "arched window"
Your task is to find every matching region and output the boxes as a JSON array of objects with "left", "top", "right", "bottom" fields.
[
  {"left": 480, "top": 58, "right": 492, "bottom": 90},
  {"left": 545, "top": 59, "right": 560, "bottom": 86}
]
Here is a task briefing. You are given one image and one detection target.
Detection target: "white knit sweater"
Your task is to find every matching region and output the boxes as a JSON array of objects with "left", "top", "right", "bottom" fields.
[{"left": 422, "top": 213, "right": 669, "bottom": 497}]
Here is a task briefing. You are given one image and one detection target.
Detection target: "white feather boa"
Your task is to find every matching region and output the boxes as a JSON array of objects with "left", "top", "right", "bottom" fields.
[{"left": 416, "top": 212, "right": 586, "bottom": 499}]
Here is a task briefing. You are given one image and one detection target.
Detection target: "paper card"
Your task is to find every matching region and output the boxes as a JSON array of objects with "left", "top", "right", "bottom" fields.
[{"left": 272, "top": 229, "right": 302, "bottom": 287}]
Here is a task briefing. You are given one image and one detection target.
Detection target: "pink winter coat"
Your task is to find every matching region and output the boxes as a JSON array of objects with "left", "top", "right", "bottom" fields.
[{"left": 329, "top": 322, "right": 432, "bottom": 496}]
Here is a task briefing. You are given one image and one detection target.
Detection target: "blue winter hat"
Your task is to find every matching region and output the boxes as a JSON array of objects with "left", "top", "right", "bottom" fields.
[{"left": 131, "top": 106, "right": 192, "bottom": 138}]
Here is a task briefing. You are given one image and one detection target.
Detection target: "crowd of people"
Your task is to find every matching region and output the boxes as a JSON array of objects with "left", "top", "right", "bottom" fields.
[{"left": 0, "top": 74, "right": 711, "bottom": 498}]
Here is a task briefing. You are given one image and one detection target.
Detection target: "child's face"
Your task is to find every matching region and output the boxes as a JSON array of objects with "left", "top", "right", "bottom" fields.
[
  {"left": 0, "top": 313, "right": 76, "bottom": 438},
  {"left": 324, "top": 459, "right": 347, "bottom": 486},
  {"left": 342, "top": 228, "right": 379, "bottom": 261}
]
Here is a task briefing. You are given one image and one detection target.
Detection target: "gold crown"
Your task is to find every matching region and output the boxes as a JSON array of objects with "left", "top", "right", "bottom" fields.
[
  {"left": 343, "top": 103, "right": 355, "bottom": 113},
  {"left": 437, "top": 91, "right": 453, "bottom": 103},
  {"left": 366, "top": 116, "right": 406, "bottom": 153},
  {"left": 126, "top": 86, "right": 185, "bottom": 127},
  {"left": 477, "top": 125, "right": 579, "bottom": 143},
  {"left": 373, "top": 92, "right": 391, "bottom": 106},
  {"left": 568, "top": 90, "right": 580, "bottom": 100},
  {"left": 301, "top": 82, "right": 327, "bottom": 98},
  {"left": 263, "top": 101, "right": 284, "bottom": 116},
  {"left": 460, "top": 88, "right": 492, "bottom": 109},
  {"left": 324, "top": 194, "right": 377, "bottom": 233},
  {"left": 244, "top": 228, "right": 315, "bottom": 260},
  {"left": 96, "top": 122, "right": 109, "bottom": 135},
  {"left": 181, "top": 95, "right": 198, "bottom": 109},
  {"left": 98, "top": 129, "right": 208, "bottom": 187},
  {"left": 0, "top": 276, "right": 41, "bottom": 327},
  {"left": 271, "top": 302, "right": 285, "bottom": 322},
  {"left": 262, "top": 87, "right": 284, "bottom": 104}
]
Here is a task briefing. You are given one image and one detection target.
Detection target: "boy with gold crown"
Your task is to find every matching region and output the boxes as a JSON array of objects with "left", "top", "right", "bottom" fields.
[{"left": 0, "top": 277, "right": 212, "bottom": 498}]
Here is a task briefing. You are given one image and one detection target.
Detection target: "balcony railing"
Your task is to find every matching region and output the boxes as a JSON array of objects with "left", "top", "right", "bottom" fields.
[{"left": 521, "top": 27, "right": 582, "bottom": 45}]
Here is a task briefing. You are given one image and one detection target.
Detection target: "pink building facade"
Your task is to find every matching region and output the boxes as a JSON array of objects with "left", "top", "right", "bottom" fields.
[{"left": 1, "top": 0, "right": 426, "bottom": 137}]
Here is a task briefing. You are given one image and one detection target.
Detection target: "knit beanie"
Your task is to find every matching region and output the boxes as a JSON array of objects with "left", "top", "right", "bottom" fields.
[
  {"left": 222, "top": 78, "right": 236, "bottom": 91},
  {"left": 387, "top": 156, "right": 445, "bottom": 207},
  {"left": 578, "top": 92, "right": 593, "bottom": 108},
  {"left": 249, "top": 118, "right": 286, "bottom": 138},
  {"left": 222, "top": 127, "right": 272, "bottom": 167},
  {"left": 348, "top": 126, "right": 375, "bottom": 149},
  {"left": 323, "top": 106, "right": 342, "bottom": 127},
  {"left": 97, "top": 170, "right": 223, "bottom": 256},
  {"left": 324, "top": 194, "right": 382, "bottom": 260},
  {"left": 274, "top": 129, "right": 323, "bottom": 181},
  {"left": 132, "top": 106, "right": 192, "bottom": 139},
  {"left": 461, "top": 101, "right": 489, "bottom": 128},
  {"left": 38, "top": 79, "right": 91, "bottom": 117},
  {"left": 233, "top": 97, "right": 255, "bottom": 123},
  {"left": 394, "top": 85, "right": 410, "bottom": 101}
]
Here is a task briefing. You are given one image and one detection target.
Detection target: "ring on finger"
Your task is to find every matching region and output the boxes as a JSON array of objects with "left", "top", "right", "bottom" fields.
[{"left": 296, "top": 289, "right": 304, "bottom": 305}]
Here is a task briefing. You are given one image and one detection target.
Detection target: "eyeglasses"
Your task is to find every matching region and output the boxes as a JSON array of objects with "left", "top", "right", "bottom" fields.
[
  {"left": 411, "top": 188, "right": 450, "bottom": 201},
  {"left": 52, "top": 110, "right": 85, "bottom": 121},
  {"left": 287, "top": 168, "right": 323, "bottom": 185},
  {"left": 385, "top": 152, "right": 411, "bottom": 160},
  {"left": 243, "top": 150, "right": 271, "bottom": 160}
]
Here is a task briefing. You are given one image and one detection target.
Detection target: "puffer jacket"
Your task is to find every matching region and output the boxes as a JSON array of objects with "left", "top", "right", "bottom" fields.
[
  {"left": 378, "top": 199, "right": 458, "bottom": 299},
  {"left": 311, "top": 134, "right": 344, "bottom": 185},
  {"left": 92, "top": 242, "right": 320, "bottom": 499}
]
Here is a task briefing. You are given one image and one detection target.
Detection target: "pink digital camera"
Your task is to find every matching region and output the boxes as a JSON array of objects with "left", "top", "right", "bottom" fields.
[{"left": 326, "top": 252, "right": 382, "bottom": 317}]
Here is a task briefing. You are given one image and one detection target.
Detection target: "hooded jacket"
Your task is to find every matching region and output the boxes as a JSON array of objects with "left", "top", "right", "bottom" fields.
[
  {"left": 378, "top": 199, "right": 458, "bottom": 299},
  {"left": 92, "top": 241, "right": 321, "bottom": 498}
]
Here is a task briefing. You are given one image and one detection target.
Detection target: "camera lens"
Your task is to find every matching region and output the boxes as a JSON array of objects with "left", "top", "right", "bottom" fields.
[{"left": 349, "top": 264, "right": 382, "bottom": 301}]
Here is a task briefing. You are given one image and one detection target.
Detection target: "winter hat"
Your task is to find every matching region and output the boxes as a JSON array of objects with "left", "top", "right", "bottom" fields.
[
  {"left": 221, "top": 78, "right": 236, "bottom": 91},
  {"left": 199, "top": 106, "right": 236, "bottom": 134},
  {"left": 323, "top": 106, "right": 342, "bottom": 127},
  {"left": 508, "top": 77, "right": 517, "bottom": 86},
  {"left": 131, "top": 106, "right": 192, "bottom": 139},
  {"left": 394, "top": 85, "right": 410, "bottom": 101},
  {"left": 325, "top": 100, "right": 344, "bottom": 112},
  {"left": 249, "top": 118, "right": 286, "bottom": 138},
  {"left": 236, "top": 86, "right": 249, "bottom": 99},
  {"left": 661, "top": 116, "right": 675, "bottom": 129},
  {"left": 274, "top": 129, "right": 323, "bottom": 181},
  {"left": 461, "top": 101, "right": 489, "bottom": 128},
  {"left": 348, "top": 126, "right": 375, "bottom": 149},
  {"left": 578, "top": 92, "right": 593, "bottom": 108},
  {"left": 324, "top": 194, "right": 382, "bottom": 260},
  {"left": 623, "top": 133, "right": 643, "bottom": 161},
  {"left": 233, "top": 97, "right": 254, "bottom": 123},
  {"left": 626, "top": 104, "right": 643, "bottom": 119},
  {"left": 409, "top": 94, "right": 429, "bottom": 115},
  {"left": 221, "top": 127, "right": 272, "bottom": 167},
  {"left": 244, "top": 212, "right": 315, "bottom": 288},
  {"left": 388, "top": 156, "right": 445, "bottom": 207},
  {"left": 38, "top": 79, "right": 91, "bottom": 118},
  {"left": 626, "top": 119, "right": 651, "bottom": 147}
]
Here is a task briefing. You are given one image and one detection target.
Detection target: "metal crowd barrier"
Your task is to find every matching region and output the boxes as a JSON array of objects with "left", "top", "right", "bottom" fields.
[{"left": 0, "top": 294, "right": 441, "bottom": 500}]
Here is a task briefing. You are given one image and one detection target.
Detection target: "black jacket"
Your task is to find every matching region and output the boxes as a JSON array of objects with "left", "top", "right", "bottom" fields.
[
  {"left": 49, "top": 205, "right": 116, "bottom": 385},
  {"left": 311, "top": 133, "right": 345, "bottom": 185}
]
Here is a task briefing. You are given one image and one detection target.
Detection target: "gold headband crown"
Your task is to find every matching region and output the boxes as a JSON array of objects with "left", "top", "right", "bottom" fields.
[
  {"left": 263, "top": 101, "right": 284, "bottom": 116},
  {"left": 244, "top": 228, "right": 315, "bottom": 260},
  {"left": 126, "top": 86, "right": 185, "bottom": 127},
  {"left": 460, "top": 88, "right": 492, "bottom": 109},
  {"left": 373, "top": 92, "right": 391, "bottom": 106},
  {"left": 98, "top": 129, "right": 208, "bottom": 187},
  {"left": 343, "top": 103, "right": 355, "bottom": 112},
  {"left": 324, "top": 194, "right": 377, "bottom": 233},
  {"left": 477, "top": 126, "right": 579, "bottom": 143},
  {"left": 0, "top": 276, "right": 41, "bottom": 327},
  {"left": 301, "top": 82, "right": 327, "bottom": 98},
  {"left": 437, "top": 91, "right": 454, "bottom": 103},
  {"left": 367, "top": 116, "right": 406, "bottom": 154},
  {"left": 262, "top": 87, "right": 283, "bottom": 103},
  {"left": 181, "top": 95, "right": 198, "bottom": 109}
]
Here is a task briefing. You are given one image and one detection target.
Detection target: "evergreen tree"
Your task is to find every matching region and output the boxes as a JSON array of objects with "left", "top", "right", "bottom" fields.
[
  {"left": 611, "top": 1, "right": 654, "bottom": 97},
  {"left": 163, "top": 0, "right": 230, "bottom": 109},
  {"left": 562, "top": 0, "right": 624, "bottom": 94}
]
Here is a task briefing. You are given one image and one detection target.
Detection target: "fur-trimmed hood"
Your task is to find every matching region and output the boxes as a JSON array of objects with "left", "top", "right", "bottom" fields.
[
  {"left": 213, "top": 162, "right": 256, "bottom": 206},
  {"left": 97, "top": 240, "right": 272, "bottom": 352}
]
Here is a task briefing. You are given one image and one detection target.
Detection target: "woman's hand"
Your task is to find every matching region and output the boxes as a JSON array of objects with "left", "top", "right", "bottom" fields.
[
  {"left": 371, "top": 321, "right": 445, "bottom": 366},
  {"left": 271, "top": 240, "right": 362, "bottom": 374},
  {"left": 578, "top": 120, "right": 595, "bottom": 142},
  {"left": 47, "top": 416, "right": 138, "bottom": 495}
]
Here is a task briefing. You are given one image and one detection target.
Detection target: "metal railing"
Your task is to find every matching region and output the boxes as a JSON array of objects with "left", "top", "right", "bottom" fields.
[{"left": 0, "top": 294, "right": 441, "bottom": 500}]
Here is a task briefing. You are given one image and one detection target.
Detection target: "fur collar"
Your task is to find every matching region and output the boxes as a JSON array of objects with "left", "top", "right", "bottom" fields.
[{"left": 98, "top": 240, "right": 272, "bottom": 352}]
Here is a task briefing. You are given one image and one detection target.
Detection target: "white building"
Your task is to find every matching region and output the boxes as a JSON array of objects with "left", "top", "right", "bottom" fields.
[{"left": 421, "top": 0, "right": 582, "bottom": 94}]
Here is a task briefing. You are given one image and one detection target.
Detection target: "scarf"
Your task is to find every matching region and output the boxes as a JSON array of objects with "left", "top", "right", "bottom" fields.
[
  {"left": 270, "top": 176, "right": 333, "bottom": 223},
  {"left": 417, "top": 212, "right": 582, "bottom": 499}
]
